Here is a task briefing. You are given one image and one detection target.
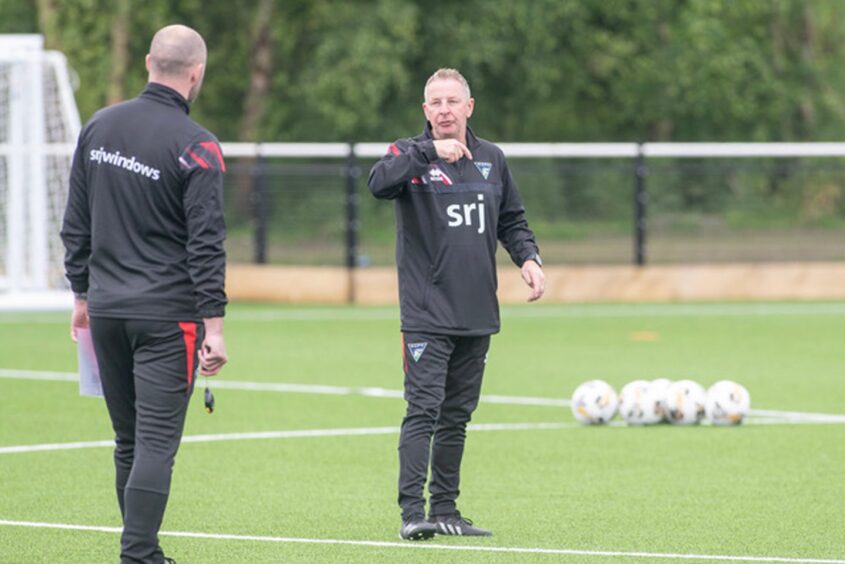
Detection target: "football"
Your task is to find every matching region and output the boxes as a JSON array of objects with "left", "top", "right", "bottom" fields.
[
  {"left": 650, "top": 378, "right": 672, "bottom": 422},
  {"left": 664, "top": 380, "right": 706, "bottom": 425},
  {"left": 706, "top": 380, "right": 751, "bottom": 426},
  {"left": 618, "top": 380, "right": 662, "bottom": 425},
  {"left": 571, "top": 380, "right": 618, "bottom": 425}
]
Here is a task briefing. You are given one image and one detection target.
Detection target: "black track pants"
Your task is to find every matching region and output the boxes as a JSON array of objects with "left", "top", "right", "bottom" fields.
[
  {"left": 397, "top": 332, "right": 490, "bottom": 520},
  {"left": 89, "top": 317, "right": 203, "bottom": 564}
]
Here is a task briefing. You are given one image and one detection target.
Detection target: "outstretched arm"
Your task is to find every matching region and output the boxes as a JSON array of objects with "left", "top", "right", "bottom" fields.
[{"left": 368, "top": 140, "right": 437, "bottom": 200}]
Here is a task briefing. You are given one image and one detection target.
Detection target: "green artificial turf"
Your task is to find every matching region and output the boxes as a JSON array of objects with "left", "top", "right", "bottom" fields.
[{"left": 0, "top": 302, "right": 843, "bottom": 562}]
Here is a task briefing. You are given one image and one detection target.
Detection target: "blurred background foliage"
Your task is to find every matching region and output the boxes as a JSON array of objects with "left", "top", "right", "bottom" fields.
[
  {"left": 6, "top": 0, "right": 845, "bottom": 265},
  {"left": 4, "top": 0, "right": 845, "bottom": 143}
]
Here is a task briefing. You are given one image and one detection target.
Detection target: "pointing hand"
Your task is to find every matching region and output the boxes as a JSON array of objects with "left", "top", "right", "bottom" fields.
[{"left": 433, "top": 139, "right": 473, "bottom": 163}]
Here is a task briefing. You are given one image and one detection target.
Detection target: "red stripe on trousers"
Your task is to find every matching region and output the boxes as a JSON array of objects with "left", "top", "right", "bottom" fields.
[{"left": 178, "top": 322, "right": 198, "bottom": 389}]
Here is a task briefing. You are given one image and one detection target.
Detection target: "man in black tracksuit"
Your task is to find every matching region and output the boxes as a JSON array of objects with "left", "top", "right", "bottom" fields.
[
  {"left": 369, "top": 68, "right": 545, "bottom": 540},
  {"left": 61, "top": 25, "right": 228, "bottom": 564}
]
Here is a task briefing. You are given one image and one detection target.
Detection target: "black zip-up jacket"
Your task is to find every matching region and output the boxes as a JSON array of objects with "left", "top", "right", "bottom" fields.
[
  {"left": 369, "top": 125, "right": 539, "bottom": 336},
  {"left": 61, "top": 82, "right": 227, "bottom": 321}
]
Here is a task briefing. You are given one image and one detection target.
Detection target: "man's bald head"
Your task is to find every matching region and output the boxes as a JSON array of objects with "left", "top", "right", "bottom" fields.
[
  {"left": 148, "top": 24, "right": 206, "bottom": 78},
  {"left": 146, "top": 25, "right": 208, "bottom": 102}
]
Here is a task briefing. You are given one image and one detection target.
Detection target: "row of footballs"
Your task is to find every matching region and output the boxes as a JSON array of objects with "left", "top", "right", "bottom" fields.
[{"left": 571, "top": 379, "right": 751, "bottom": 426}]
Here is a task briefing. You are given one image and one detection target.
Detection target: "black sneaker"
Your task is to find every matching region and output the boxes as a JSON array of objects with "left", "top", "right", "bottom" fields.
[
  {"left": 428, "top": 512, "right": 492, "bottom": 536},
  {"left": 164, "top": 558, "right": 177, "bottom": 564},
  {"left": 399, "top": 516, "right": 437, "bottom": 541}
]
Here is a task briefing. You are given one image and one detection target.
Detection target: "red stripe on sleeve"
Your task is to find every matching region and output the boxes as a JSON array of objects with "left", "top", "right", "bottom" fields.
[
  {"left": 200, "top": 141, "right": 227, "bottom": 172},
  {"left": 388, "top": 144, "right": 401, "bottom": 156},
  {"left": 188, "top": 149, "right": 210, "bottom": 170},
  {"left": 179, "top": 322, "right": 198, "bottom": 389}
]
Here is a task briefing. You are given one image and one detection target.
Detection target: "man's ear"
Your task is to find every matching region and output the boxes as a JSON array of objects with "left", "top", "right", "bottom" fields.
[
  {"left": 145, "top": 54, "right": 152, "bottom": 73},
  {"left": 192, "top": 63, "right": 205, "bottom": 84},
  {"left": 466, "top": 97, "right": 475, "bottom": 118}
]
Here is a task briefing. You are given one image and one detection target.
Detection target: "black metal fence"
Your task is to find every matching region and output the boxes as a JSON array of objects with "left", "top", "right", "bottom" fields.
[{"left": 221, "top": 144, "right": 845, "bottom": 268}]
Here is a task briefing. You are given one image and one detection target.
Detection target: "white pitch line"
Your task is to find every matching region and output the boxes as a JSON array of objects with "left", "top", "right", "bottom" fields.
[
  {"left": 0, "top": 439, "right": 116, "bottom": 454},
  {"left": 740, "top": 418, "right": 845, "bottom": 426},
  {"left": 0, "top": 519, "right": 841, "bottom": 563},
  {"left": 5, "top": 368, "right": 845, "bottom": 422},
  {"left": 2, "top": 414, "right": 843, "bottom": 456},
  {"left": 0, "top": 368, "right": 77, "bottom": 382},
  {"left": 749, "top": 409, "right": 845, "bottom": 423},
  {"left": 0, "top": 422, "right": 578, "bottom": 455},
  {"left": 162, "top": 378, "right": 573, "bottom": 407},
  {"left": 0, "top": 368, "right": 570, "bottom": 407}
]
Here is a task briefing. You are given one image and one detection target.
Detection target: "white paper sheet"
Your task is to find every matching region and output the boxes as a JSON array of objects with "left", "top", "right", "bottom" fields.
[{"left": 77, "top": 327, "right": 103, "bottom": 397}]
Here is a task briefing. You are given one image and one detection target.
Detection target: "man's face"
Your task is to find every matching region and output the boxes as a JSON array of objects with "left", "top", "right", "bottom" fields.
[{"left": 423, "top": 79, "right": 474, "bottom": 141}]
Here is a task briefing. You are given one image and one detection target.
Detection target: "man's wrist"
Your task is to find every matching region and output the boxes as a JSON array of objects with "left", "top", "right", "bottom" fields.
[
  {"left": 203, "top": 316, "right": 224, "bottom": 335},
  {"left": 524, "top": 253, "right": 543, "bottom": 268},
  {"left": 74, "top": 292, "right": 88, "bottom": 302}
]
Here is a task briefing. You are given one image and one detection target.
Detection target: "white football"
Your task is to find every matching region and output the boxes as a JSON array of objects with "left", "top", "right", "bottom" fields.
[
  {"left": 664, "top": 380, "right": 706, "bottom": 425},
  {"left": 706, "top": 380, "right": 751, "bottom": 426},
  {"left": 650, "top": 378, "right": 672, "bottom": 422},
  {"left": 571, "top": 380, "right": 618, "bottom": 425},
  {"left": 618, "top": 380, "right": 662, "bottom": 425}
]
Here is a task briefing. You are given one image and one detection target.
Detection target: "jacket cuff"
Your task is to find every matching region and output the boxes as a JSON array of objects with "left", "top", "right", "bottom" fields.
[
  {"left": 198, "top": 306, "right": 226, "bottom": 319},
  {"left": 69, "top": 280, "right": 89, "bottom": 294},
  {"left": 420, "top": 140, "right": 438, "bottom": 163},
  {"left": 518, "top": 250, "right": 542, "bottom": 267}
]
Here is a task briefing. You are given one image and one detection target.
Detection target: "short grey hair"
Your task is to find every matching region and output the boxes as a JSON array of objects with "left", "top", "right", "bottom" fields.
[
  {"left": 148, "top": 24, "right": 207, "bottom": 77},
  {"left": 424, "top": 68, "right": 471, "bottom": 101}
]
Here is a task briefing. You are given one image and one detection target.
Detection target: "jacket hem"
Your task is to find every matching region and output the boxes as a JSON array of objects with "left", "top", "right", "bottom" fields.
[
  {"left": 399, "top": 324, "right": 500, "bottom": 337},
  {"left": 88, "top": 308, "right": 201, "bottom": 322}
]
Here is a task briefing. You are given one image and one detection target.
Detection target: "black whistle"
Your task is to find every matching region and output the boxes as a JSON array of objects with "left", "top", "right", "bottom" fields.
[{"left": 204, "top": 385, "right": 215, "bottom": 414}]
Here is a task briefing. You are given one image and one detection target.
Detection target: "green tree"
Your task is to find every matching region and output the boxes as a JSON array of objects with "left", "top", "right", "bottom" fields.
[{"left": 4, "top": 0, "right": 845, "bottom": 143}]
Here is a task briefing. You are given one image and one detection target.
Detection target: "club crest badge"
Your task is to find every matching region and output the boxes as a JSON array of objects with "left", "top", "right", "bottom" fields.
[
  {"left": 428, "top": 165, "right": 453, "bottom": 185},
  {"left": 474, "top": 162, "right": 492, "bottom": 180},
  {"left": 407, "top": 342, "right": 428, "bottom": 363}
]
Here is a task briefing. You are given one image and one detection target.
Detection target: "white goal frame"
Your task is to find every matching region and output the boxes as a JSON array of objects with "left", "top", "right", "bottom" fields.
[{"left": 0, "top": 35, "right": 80, "bottom": 297}]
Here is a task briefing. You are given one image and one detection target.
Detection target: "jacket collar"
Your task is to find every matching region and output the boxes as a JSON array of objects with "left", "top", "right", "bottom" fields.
[
  {"left": 140, "top": 82, "right": 190, "bottom": 115},
  {"left": 423, "top": 121, "right": 480, "bottom": 150}
]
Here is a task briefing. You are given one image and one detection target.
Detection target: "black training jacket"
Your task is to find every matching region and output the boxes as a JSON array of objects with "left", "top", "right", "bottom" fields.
[
  {"left": 368, "top": 125, "right": 539, "bottom": 336},
  {"left": 61, "top": 82, "right": 227, "bottom": 321}
]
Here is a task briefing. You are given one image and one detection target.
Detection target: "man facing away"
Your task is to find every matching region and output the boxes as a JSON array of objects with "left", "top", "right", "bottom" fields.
[
  {"left": 61, "top": 24, "right": 228, "bottom": 564},
  {"left": 368, "top": 68, "right": 545, "bottom": 541}
]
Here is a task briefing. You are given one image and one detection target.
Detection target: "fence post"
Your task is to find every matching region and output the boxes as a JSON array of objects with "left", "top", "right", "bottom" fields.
[
  {"left": 634, "top": 144, "right": 648, "bottom": 266},
  {"left": 252, "top": 154, "right": 268, "bottom": 264},
  {"left": 345, "top": 144, "right": 361, "bottom": 303}
]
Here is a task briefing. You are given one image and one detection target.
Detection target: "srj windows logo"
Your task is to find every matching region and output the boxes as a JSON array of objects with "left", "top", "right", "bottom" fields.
[{"left": 89, "top": 147, "right": 161, "bottom": 180}]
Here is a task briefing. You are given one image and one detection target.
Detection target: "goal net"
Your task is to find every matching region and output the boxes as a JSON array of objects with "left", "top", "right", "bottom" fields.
[{"left": 0, "top": 34, "right": 80, "bottom": 299}]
